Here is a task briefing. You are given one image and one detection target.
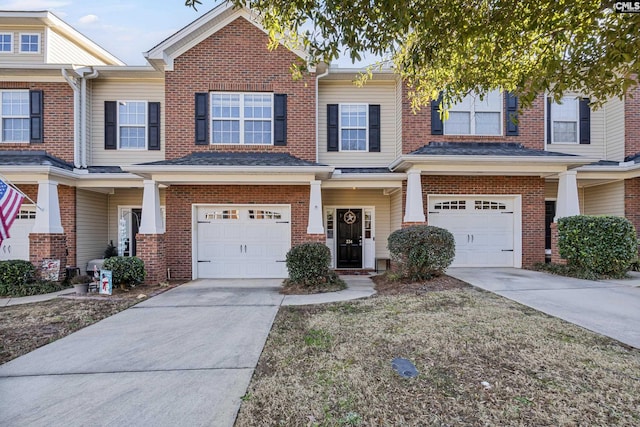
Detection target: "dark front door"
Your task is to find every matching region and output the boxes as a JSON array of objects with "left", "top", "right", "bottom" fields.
[
  {"left": 337, "top": 209, "right": 363, "bottom": 268},
  {"left": 131, "top": 208, "right": 142, "bottom": 256},
  {"left": 545, "top": 201, "right": 556, "bottom": 260}
]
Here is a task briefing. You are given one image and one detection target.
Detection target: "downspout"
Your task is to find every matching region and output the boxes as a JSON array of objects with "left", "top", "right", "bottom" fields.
[
  {"left": 80, "top": 68, "right": 99, "bottom": 169},
  {"left": 315, "top": 66, "right": 330, "bottom": 161},
  {"left": 62, "top": 68, "right": 80, "bottom": 168}
]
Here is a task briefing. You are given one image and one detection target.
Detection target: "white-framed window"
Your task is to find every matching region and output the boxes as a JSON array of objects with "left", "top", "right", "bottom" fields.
[
  {"left": 0, "top": 90, "right": 29, "bottom": 143},
  {"left": 445, "top": 90, "right": 502, "bottom": 135},
  {"left": 549, "top": 96, "right": 579, "bottom": 143},
  {"left": 0, "top": 33, "right": 12, "bottom": 53},
  {"left": 340, "top": 104, "right": 368, "bottom": 151},
  {"left": 19, "top": 33, "right": 40, "bottom": 53},
  {"left": 211, "top": 92, "right": 273, "bottom": 145},
  {"left": 118, "top": 101, "right": 147, "bottom": 149}
]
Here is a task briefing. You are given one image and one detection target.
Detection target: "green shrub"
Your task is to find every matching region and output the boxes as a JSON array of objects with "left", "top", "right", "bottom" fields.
[
  {"left": 102, "top": 256, "right": 146, "bottom": 287},
  {"left": 387, "top": 225, "right": 455, "bottom": 281},
  {"left": 0, "top": 260, "right": 36, "bottom": 295},
  {"left": 558, "top": 215, "right": 638, "bottom": 278},
  {"left": 286, "top": 242, "right": 331, "bottom": 283}
]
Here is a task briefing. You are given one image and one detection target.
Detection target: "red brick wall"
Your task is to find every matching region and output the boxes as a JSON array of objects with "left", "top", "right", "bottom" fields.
[
  {"left": 165, "top": 17, "right": 317, "bottom": 162},
  {"left": 29, "top": 233, "right": 67, "bottom": 280},
  {"left": 625, "top": 84, "right": 640, "bottom": 158},
  {"left": 401, "top": 86, "right": 546, "bottom": 154},
  {"left": 417, "top": 175, "right": 546, "bottom": 267},
  {"left": 165, "top": 184, "right": 314, "bottom": 280},
  {"left": 625, "top": 178, "right": 640, "bottom": 236},
  {"left": 136, "top": 234, "right": 167, "bottom": 284},
  {"left": 0, "top": 82, "right": 74, "bottom": 163}
]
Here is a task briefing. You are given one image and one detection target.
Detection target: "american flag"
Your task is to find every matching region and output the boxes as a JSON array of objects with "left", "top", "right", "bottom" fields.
[{"left": 0, "top": 179, "right": 24, "bottom": 245}]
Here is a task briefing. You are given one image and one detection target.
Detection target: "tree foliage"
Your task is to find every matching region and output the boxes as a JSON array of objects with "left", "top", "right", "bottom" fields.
[{"left": 186, "top": 0, "right": 639, "bottom": 110}]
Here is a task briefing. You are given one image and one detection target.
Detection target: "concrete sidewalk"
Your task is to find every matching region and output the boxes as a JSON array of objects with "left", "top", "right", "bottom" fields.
[
  {"left": 0, "top": 275, "right": 375, "bottom": 427},
  {"left": 448, "top": 268, "right": 640, "bottom": 349}
]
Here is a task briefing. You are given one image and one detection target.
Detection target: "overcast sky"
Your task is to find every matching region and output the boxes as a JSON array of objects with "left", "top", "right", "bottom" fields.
[{"left": 0, "top": 0, "right": 370, "bottom": 67}]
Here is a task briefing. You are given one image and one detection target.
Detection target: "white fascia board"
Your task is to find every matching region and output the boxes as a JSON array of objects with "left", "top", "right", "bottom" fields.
[
  {"left": 575, "top": 164, "right": 640, "bottom": 180},
  {"left": 389, "top": 155, "right": 596, "bottom": 172},
  {"left": 328, "top": 172, "right": 406, "bottom": 181},
  {"left": 322, "top": 179, "right": 404, "bottom": 189},
  {"left": 0, "top": 166, "right": 77, "bottom": 186}
]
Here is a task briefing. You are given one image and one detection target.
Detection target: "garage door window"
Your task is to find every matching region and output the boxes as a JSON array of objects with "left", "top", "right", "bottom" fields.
[
  {"left": 475, "top": 200, "right": 507, "bottom": 210},
  {"left": 205, "top": 210, "right": 239, "bottom": 220},
  {"left": 434, "top": 200, "right": 466, "bottom": 210},
  {"left": 17, "top": 208, "right": 36, "bottom": 219},
  {"left": 248, "top": 209, "right": 282, "bottom": 220}
]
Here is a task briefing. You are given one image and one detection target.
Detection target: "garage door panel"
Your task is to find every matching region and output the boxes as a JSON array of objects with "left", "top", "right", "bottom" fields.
[{"left": 196, "top": 206, "right": 290, "bottom": 278}]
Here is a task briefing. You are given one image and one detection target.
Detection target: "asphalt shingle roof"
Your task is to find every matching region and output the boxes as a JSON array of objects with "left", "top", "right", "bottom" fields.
[
  {"left": 336, "top": 168, "right": 392, "bottom": 174},
  {"left": 410, "top": 142, "right": 578, "bottom": 157},
  {"left": 138, "top": 152, "right": 326, "bottom": 167},
  {"left": 0, "top": 151, "right": 73, "bottom": 170},
  {"left": 86, "top": 166, "right": 125, "bottom": 173}
]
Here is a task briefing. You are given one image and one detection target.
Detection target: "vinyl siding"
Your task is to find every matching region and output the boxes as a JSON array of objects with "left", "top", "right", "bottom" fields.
[
  {"left": 583, "top": 181, "right": 625, "bottom": 217},
  {"left": 106, "top": 188, "right": 166, "bottom": 247},
  {"left": 319, "top": 80, "right": 398, "bottom": 167},
  {"left": 545, "top": 181, "right": 557, "bottom": 199},
  {"left": 76, "top": 189, "right": 109, "bottom": 271},
  {"left": 390, "top": 189, "right": 403, "bottom": 232},
  {"left": 46, "top": 28, "right": 107, "bottom": 65},
  {"left": 604, "top": 96, "right": 625, "bottom": 161},
  {"left": 0, "top": 27, "right": 44, "bottom": 63},
  {"left": 323, "top": 189, "right": 391, "bottom": 257},
  {"left": 395, "top": 79, "right": 403, "bottom": 158},
  {"left": 90, "top": 79, "right": 165, "bottom": 166}
]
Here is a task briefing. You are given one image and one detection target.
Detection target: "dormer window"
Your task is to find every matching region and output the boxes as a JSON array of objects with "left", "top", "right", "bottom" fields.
[
  {"left": 20, "top": 33, "right": 40, "bottom": 53},
  {"left": 0, "top": 33, "right": 12, "bottom": 53}
]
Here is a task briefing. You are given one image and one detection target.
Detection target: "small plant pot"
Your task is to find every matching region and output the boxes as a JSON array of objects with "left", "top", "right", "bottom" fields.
[{"left": 73, "top": 283, "right": 89, "bottom": 295}]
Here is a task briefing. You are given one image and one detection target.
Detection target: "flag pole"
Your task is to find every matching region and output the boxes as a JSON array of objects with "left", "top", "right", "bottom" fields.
[{"left": 0, "top": 173, "right": 44, "bottom": 211}]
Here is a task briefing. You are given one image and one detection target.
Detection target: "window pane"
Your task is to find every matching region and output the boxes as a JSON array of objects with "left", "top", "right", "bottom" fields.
[
  {"left": 212, "top": 120, "right": 240, "bottom": 144},
  {"left": 553, "top": 122, "right": 577, "bottom": 143},
  {"left": 341, "top": 129, "right": 367, "bottom": 151},
  {"left": 244, "top": 120, "right": 271, "bottom": 144},
  {"left": 0, "top": 34, "right": 11, "bottom": 52},
  {"left": 446, "top": 111, "right": 470, "bottom": 134},
  {"left": 244, "top": 94, "right": 272, "bottom": 119},
  {"left": 119, "top": 127, "right": 145, "bottom": 149},
  {"left": 2, "top": 118, "right": 29, "bottom": 141},
  {"left": 20, "top": 34, "right": 38, "bottom": 52},
  {"left": 212, "top": 94, "right": 240, "bottom": 118},
  {"left": 2, "top": 91, "right": 29, "bottom": 116},
  {"left": 119, "top": 102, "right": 146, "bottom": 125},
  {"left": 341, "top": 104, "right": 367, "bottom": 127},
  {"left": 552, "top": 98, "right": 578, "bottom": 121},
  {"left": 475, "top": 112, "right": 500, "bottom": 135}
]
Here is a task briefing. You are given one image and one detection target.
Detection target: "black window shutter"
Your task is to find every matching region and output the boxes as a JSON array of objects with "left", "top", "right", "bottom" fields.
[
  {"left": 369, "top": 104, "right": 381, "bottom": 152},
  {"left": 546, "top": 97, "right": 552, "bottom": 144},
  {"left": 104, "top": 101, "right": 117, "bottom": 150},
  {"left": 148, "top": 102, "right": 160, "bottom": 150},
  {"left": 327, "top": 104, "right": 339, "bottom": 151},
  {"left": 29, "top": 90, "right": 43, "bottom": 143},
  {"left": 274, "top": 94, "right": 287, "bottom": 146},
  {"left": 505, "top": 92, "right": 518, "bottom": 136},
  {"left": 195, "top": 93, "right": 209, "bottom": 145},
  {"left": 579, "top": 98, "right": 591, "bottom": 144},
  {"left": 430, "top": 93, "right": 443, "bottom": 135}
]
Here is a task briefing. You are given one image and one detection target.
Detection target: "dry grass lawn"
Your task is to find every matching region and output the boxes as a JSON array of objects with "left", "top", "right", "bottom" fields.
[{"left": 236, "top": 288, "right": 640, "bottom": 426}]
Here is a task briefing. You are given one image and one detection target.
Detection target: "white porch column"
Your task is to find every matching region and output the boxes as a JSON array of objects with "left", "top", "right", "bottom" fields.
[
  {"left": 555, "top": 170, "right": 580, "bottom": 220},
  {"left": 307, "top": 180, "right": 325, "bottom": 234},
  {"left": 32, "top": 180, "right": 63, "bottom": 233},
  {"left": 139, "top": 180, "right": 165, "bottom": 234},
  {"left": 403, "top": 170, "right": 426, "bottom": 223}
]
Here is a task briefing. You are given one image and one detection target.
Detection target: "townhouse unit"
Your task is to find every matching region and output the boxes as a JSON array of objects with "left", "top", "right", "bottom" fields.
[{"left": 1, "top": 4, "right": 639, "bottom": 282}]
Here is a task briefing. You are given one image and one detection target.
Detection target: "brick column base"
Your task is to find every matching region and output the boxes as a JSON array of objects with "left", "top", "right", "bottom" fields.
[
  {"left": 305, "top": 234, "right": 326, "bottom": 243},
  {"left": 402, "top": 222, "right": 427, "bottom": 228},
  {"left": 550, "top": 222, "right": 567, "bottom": 265},
  {"left": 136, "top": 234, "right": 167, "bottom": 284},
  {"left": 29, "top": 233, "right": 68, "bottom": 281}
]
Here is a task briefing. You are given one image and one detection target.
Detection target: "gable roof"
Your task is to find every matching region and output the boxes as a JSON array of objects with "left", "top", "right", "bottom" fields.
[
  {"left": 0, "top": 10, "right": 124, "bottom": 65},
  {"left": 144, "top": 3, "right": 309, "bottom": 71}
]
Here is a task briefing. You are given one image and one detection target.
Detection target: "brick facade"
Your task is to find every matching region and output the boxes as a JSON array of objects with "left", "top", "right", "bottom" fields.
[
  {"left": 165, "top": 184, "right": 318, "bottom": 280},
  {"left": 418, "top": 175, "right": 546, "bottom": 267},
  {"left": 0, "top": 82, "right": 75, "bottom": 163},
  {"left": 625, "top": 178, "right": 640, "bottom": 236},
  {"left": 625, "top": 85, "right": 640, "bottom": 158},
  {"left": 165, "top": 17, "right": 317, "bottom": 162},
  {"left": 29, "top": 233, "right": 67, "bottom": 280},
  {"left": 401, "top": 86, "right": 546, "bottom": 154},
  {"left": 136, "top": 234, "right": 167, "bottom": 284}
]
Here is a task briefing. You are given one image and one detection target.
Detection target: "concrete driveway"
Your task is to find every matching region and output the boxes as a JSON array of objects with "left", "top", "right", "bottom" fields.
[
  {"left": 448, "top": 268, "right": 640, "bottom": 349},
  {"left": 0, "top": 279, "right": 285, "bottom": 427}
]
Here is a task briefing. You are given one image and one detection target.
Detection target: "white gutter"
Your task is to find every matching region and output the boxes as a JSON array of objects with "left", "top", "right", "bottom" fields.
[
  {"left": 78, "top": 68, "right": 99, "bottom": 168},
  {"left": 61, "top": 68, "right": 80, "bottom": 168},
  {"left": 389, "top": 154, "right": 596, "bottom": 171},
  {"left": 315, "top": 66, "right": 330, "bottom": 161}
]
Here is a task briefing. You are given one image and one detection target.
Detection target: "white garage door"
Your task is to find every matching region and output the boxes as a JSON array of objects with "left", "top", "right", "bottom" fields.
[
  {"left": 0, "top": 206, "right": 35, "bottom": 261},
  {"left": 195, "top": 205, "right": 291, "bottom": 278},
  {"left": 428, "top": 196, "right": 520, "bottom": 267}
]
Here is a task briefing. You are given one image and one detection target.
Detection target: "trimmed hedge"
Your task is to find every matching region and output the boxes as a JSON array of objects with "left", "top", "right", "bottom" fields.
[
  {"left": 102, "top": 256, "right": 146, "bottom": 287},
  {"left": 286, "top": 242, "right": 331, "bottom": 283},
  {"left": 0, "top": 260, "right": 68, "bottom": 297},
  {"left": 558, "top": 215, "right": 638, "bottom": 278},
  {"left": 388, "top": 225, "right": 455, "bottom": 280}
]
